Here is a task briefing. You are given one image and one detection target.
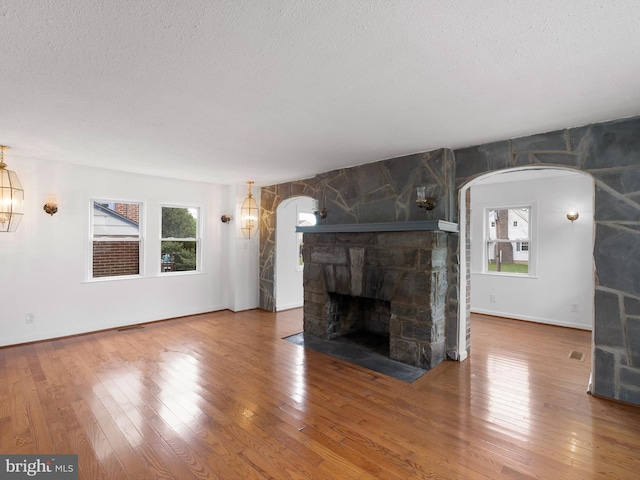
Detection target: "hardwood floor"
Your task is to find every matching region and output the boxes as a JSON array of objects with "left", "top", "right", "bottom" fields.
[{"left": 1, "top": 310, "right": 639, "bottom": 479}]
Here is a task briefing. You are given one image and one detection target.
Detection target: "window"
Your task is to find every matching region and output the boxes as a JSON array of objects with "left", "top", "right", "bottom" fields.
[
  {"left": 486, "top": 207, "right": 530, "bottom": 275},
  {"left": 296, "top": 211, "right": 316, "bottom": 270},
  {"left": 91, "top": 200, "right": 142, "bottom": 278},
  {"left": 161, "top": 206, "right": 199, "bottom": 273}
]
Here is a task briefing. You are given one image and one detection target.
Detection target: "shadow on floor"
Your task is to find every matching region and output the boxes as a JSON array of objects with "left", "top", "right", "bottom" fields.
[{"left": 283, "top": 332, "right": 426, "bottom": 383}]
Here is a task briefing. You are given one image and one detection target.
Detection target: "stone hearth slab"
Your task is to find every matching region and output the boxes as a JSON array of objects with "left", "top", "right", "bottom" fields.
[{"left": 283, "top": 333, "right": 426, "bottom": 383}]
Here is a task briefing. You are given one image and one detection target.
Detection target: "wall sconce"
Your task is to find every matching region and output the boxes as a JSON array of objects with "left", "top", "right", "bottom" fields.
[
  {"left": 43, "top": 194, "right": 58, "bottom": 216},
  {"left": 220, "top": 214, "right": 232, "bottom": 224},
  {"left": 566, "top": 210, "right": 579, "bottom": 222},
  {"left": 241, "top": 181, "right": 259, "bottom": 239},
  {"left": 0, "top": 145, "right": 24, "bottom": 232},
  {"left": 416, "top": 186, "right": 437, "bottom": 211}
]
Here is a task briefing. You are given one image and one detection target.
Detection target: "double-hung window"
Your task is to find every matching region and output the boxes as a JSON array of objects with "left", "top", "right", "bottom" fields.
[
  {"left": 161, "top": 206, "right": 200, "bottom": 273},
  {"left": 486, "top": 206, "right": 531, "bottom": 275},
  {"left": 91, "top": 200, "right": 142, "bottom": 278}
]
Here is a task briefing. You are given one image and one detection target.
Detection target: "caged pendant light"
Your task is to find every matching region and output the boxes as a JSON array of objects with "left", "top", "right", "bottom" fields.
[
  {"left": 0, "top": 145, "right": 24, "bottom": 232},
  {"left": 240, "top": 181, "right": 259, "bottom": 239}
]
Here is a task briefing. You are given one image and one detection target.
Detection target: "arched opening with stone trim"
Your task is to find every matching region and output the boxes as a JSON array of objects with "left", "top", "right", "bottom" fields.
[
  {"left": 275, "top": 195, "right": 316, "bottom": 311},
  {"left": 456, "top": 166, "right": 595, "bottom": 387}
]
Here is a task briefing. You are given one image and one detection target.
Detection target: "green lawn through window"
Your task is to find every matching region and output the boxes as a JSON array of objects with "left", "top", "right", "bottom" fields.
[{"left": 487, "top": 263, "right": 529, "bottom": 274}]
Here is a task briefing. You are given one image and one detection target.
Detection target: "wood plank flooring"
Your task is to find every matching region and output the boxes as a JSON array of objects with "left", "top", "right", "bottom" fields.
[{"left": 1, "top": 310, "right": 639, "bottom": 479}]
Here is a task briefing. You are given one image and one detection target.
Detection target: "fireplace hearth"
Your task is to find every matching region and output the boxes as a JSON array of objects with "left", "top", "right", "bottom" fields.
[{"left": 297, "top": 221, "right": 457, "bottom": 370}]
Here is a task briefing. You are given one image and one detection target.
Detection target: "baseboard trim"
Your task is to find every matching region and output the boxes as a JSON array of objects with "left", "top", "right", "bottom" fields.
[{"left": 471, "top": 308, "right": 592, "bottom": 331}]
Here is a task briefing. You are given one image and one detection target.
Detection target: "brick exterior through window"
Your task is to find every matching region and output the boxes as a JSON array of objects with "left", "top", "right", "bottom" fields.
[
  {"left": 92, "top": 241, "right": 140, "bottom": 277},
  {"left": 92, "top": 200, "right": 141, "bottom": 278},
  {"left": 114, "top": 203, "right": 140, "bottom": 223}
]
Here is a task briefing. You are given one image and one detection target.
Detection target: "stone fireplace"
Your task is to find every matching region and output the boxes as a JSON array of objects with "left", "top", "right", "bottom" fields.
[{"left": 297, "top": 221, "right": 457, "bottom": 370}]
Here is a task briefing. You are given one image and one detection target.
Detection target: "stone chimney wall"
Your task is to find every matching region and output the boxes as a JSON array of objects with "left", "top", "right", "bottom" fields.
[{"left": 302, "top": 230, "right": 449, "bottom": 370}]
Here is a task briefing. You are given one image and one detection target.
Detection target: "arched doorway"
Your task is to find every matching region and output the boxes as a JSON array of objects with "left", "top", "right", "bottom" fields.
[
  {"left": 275, "top": 196, "right": 316, "bottom": 311},
  {"left": 457, "top": 167, "right": 595, "bottom": 381}
]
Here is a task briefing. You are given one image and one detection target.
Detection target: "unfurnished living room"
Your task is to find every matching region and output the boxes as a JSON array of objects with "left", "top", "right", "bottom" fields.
[{"left": 1, "top": 1, "right": 640, "bottom": 479}]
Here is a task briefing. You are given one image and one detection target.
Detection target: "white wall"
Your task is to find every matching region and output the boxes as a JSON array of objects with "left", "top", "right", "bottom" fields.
[
  {"left": 0, "top": 157, "right": 260, "bottom": 347},
  {"left": 470, "top": 170, "right": 594, "bottom": 330},
  {"left": 275, "top": 196, "right": 315, "bottom": 311},
  {"left": 224, "top": 183, "right": 261, "bottom": 312}
]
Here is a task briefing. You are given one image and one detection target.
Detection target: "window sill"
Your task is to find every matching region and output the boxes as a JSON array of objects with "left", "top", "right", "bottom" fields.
[
  {"left": 158, "top": 270, "right": 205, "bottom": 277},
  {"left": 85, "top": 271, "right": 207, "bottom": 282},
  {"left": 471, "top": 271, "right": 538, "bottom": 279},
  {"left": 85, "top": 274, "right": 144, "bottom": 283}
]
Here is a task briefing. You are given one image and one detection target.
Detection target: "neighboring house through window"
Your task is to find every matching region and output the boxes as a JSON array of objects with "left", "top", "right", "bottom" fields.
[
  {"left": 486, "top": 206, "right": 531, "bottom": 275},
  {"left": 91, "top": 200, "right": 142, "bottom": 278}
]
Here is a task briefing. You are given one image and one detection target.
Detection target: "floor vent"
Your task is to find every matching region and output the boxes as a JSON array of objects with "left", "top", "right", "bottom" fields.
[
  {"left": 568, "top": 350, "right": 585, "bottom": 361},
  {"left": 118, "top": 325, "right": 144, "bottom": 332}
]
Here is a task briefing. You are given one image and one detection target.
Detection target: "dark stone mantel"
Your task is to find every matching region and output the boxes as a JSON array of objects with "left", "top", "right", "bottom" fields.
[{"left": 296, "top": 220, "right": 459, "bottom": 234}]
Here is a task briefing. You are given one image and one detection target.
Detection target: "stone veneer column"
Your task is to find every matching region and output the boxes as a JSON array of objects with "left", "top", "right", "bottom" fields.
[{"left": 389, "top": 231, "right": 448, "bottom": 369}]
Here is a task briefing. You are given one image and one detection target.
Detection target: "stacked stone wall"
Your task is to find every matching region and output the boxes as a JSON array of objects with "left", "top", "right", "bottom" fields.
[
  {"left": 455, "top": 117, "right": 640, "bottom": 404},
  {"left": 261, "top": 115, "right": 640, "bottom": 405}
]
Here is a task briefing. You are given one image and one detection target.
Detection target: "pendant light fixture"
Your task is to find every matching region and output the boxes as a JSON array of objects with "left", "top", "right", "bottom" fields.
[
  {"left": 241, "top": 181, "right": 259, "bottom": 239},
  {"left": 0, "top": 145, "right": 24, "bottom": 232}
]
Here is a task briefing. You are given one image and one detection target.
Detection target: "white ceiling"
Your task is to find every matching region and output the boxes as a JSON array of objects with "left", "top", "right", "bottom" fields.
[{"left": 2, "top": 1, "right": 640, "bottom": 185}]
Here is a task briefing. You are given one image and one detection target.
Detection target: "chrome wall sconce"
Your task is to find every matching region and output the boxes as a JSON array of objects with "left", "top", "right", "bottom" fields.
[
  {"left": 0, "top": 145, "right": 24, "bottom": 232},
  {"left": 241, "top": 181, "right": 259, "bottom": 239},
  {"left": 220, "top": 214, "right": 232, "bottom": 224},
  {"left": 416, "top": 186, "right": 437, "bottom": 211},
  {"left": 566, "top": 210, "right": 579, "bottom": 222}
]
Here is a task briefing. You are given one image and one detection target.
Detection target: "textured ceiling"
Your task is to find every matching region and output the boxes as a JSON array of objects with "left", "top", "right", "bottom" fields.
[{"left": 2, "top": 1, "right": 640, "bottom": 185}]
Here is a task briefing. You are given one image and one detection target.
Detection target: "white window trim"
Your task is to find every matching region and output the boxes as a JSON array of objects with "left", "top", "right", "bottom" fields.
[
  {"left": 483, "top": 204, "right": 535, "bottom": 277},
  {"left": 296, "top": 207, "right": 317, "bottom": 272},
  {"left": 88, "top": 198, "right": 145, "bottom": 281},
  {"left": 159, "top": 204, "right": 202, "bottom": 275}
]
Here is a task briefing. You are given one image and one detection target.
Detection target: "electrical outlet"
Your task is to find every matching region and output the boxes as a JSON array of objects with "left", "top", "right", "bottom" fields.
[
  {"left": 25, "top": 313, "right": 35, "bottom": 324},
  {"left": 571, "top": 304, "right": 579, "bottom": 313},
  {"left": 489, "top": 294, "right": 497, "bottom": 303}
]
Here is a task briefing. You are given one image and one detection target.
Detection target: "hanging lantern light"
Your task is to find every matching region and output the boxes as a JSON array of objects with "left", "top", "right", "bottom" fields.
[
  {"left": 0, "top": 145, "right": 24, "bottom": 232},
  {"left": 241, "top": 181, "right": 259, "bottom": 239}
]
